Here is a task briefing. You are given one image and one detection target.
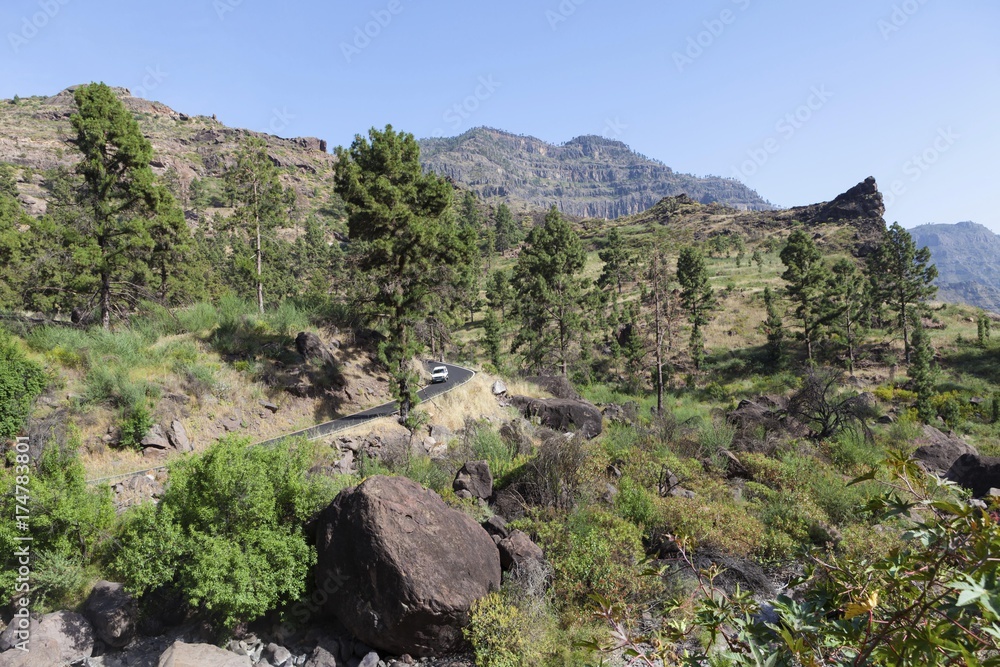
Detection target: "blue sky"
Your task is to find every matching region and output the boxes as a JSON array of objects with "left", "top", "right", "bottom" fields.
[{"left": 2, "top": 0, "right": 997, "bottom": 230}]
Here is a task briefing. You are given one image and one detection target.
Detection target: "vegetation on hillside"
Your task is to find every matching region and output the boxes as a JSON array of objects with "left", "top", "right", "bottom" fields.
[{"left": 1, "top": 98, "right": 999, "bottom": 664}]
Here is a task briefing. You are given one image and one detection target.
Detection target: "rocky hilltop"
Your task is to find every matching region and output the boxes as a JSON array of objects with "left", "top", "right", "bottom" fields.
[
  {"left": 620, "top": 176, "right": 887, "bottom": 256},
  {"left": 0, "top": 86, "right": 337, "bottom": 225},
  {"left": 418, "top": 127, "right": 773, "bottom": 218},
  {"left": 910, "top": 221, "right": 1000, "bottom": 313}
]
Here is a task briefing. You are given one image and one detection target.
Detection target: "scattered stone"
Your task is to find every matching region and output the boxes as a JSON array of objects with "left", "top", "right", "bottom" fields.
[
  {"left": 454, "top": 460, "right": 493, "bottom": 500},
  {"left": 83, "top": 581, "right": 138, "bottom": 649},
  {"left": 499, "top": 419, "right": 533, "bottom": 456},
  {"left": 303, "top": 646, "right": 338, "bottom": 667},
  {"left": 296, "top": 332, "right": 335, "bottom": 366},
  {"left": 260, "top": 400, "right": 279, "bottom": 413},
  {"left": 167, "top": 420, "right": 192, "bottom": 453},
  {"left": 141, "top": 424, "right": 171, "bottom": 449},
  {"left": 358, "top": 651, "right": 380, "bottom": 667},
  {"left": 599, "top": 483, "right": 618, "bottom": 504},
  {"left": 482, "top": 515, "right": 509, "bottom": 540},
  {"left": 877, "top": 414, "right": 895, "bottom": 424},
  {"left": 0, "top": 611, "right": 94, "bottom": 667},
  {"left": 497, "top": 530, "right": 545, "bottom": 572},
  {"left": 157, "top": 640, "right": 251, "bottom": 667},
  {"left": 491, "top": 380, "right": 508, "bottom": 396},
  {"left": 315, "top": 476, "right": 501, "bottom": 656},
  {"left": 510, "top": 397, "right": 603, "bottom": 439},
  {"left": 220, "top": 415, "right": 241, "bottom": 432},
  {"left": 428, "top": 424, "right": 452, "bottom": 442}
]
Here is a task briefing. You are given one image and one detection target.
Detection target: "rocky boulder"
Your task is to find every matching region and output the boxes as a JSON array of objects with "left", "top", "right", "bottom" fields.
[
  {"left": 315, "top": 476, "right": 501, "bottom": 656},
  {"left": 157, "top": 640, "right": 251, "bottom": 667},
  {"left": 83, "top": 580, "right": 138, "bottom": 649},
  {"left": 295, "top": 331, "right": 335, "bottom": 366},
  {"left": 454, "top": 461, "right": 493, "bottom": 500},
  {"left": 511, "top": 396, "right": 603, "bottom": 439},
  {"left": 913, "top": 425, "right": 979, "bottom": 476},
  {"left": 497, "top": 530, "right": 545, "bottom": 572},
  {"left": 946, "top": 453, "right": 1000, "bottom": 498},
  {"left": 524, "top": 375, "right": 580, "bottom": 399},
  {"left": 0, "top": 611, "right": 93, "bottom": 667}
]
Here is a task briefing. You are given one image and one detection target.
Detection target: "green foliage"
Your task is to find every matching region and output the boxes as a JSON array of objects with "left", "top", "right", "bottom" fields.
[
  {"left": 614, "top": 476, "right": 657, "bottom": 528},
  {"left": 465, "top": 591, "right": 526, "bottom": 667},
  {"left": 512, "top": 207, "right": 588, "bottom": 376},
  {"left": 118, "top": 403, "right": 154, "bottom": 451},
  {"left": 493, "top": 203, "right": 522, "bottom": 253},
  {"left": 910, "top": 318, "right": 935, "bottom": 423},
  {"left": 780, "top": 230, "right": 835, "bottom": 361},
  {"left": 0, "top": 431, "right": 115, "bottom": 607},
  {"left": 112, "top": 436, "right": 332, "bottom": 633},
  {"left": 530, "top": 507, "right": 654, "bottom": 606},
  {"left": 335, "top": 125, "right": 472, "bottom": 418},
  {"left": 761, "top": 286, "right": 784, "bottom": 364},
  {"left": 0, "top": 329, "right": 47, "bottom": 439},
  {"left": 868, "top": 222, "right": 938, "bottom": 362}
]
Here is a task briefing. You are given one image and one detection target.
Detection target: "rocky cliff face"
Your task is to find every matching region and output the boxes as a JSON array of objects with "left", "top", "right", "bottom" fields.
[
  {"left": 419, "top": 127, "right": 773, "bottom": 219},
  {"left": 910, "top": 221, "right": 1000, "bottom": 313}
]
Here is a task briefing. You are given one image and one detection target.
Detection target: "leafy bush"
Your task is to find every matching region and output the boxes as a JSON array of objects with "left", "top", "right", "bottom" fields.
[
  {"left": 530, "top": 507, "right": 655, "bottom": 606},
  {"left": 465, "top": 592, "right": 526, "bottom": 667},
  {"left": 0, "top": 330, "right": 47, "bottom": 439},
  {"left": 118, "top": 403, "right": 154, "bottom": 451},
  {"left": 0, "top": 432, "right": 115, "bottom": 607},
  {"left": 614, "top": 476, "right": 657, "bottom": 528},
  {"left": 31, "top": 550, "right": 90, "bottom": 612},
  {"left": 112, "top": 436, "right": 335, "bottom": 634},
  {"left": 83, "top": 365, "right": 149, "bottom": 412}
]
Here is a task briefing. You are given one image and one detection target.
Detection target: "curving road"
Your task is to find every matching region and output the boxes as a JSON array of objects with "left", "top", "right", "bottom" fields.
[{"left": 254, "top": 361, "right": 475, "bottom": 447}]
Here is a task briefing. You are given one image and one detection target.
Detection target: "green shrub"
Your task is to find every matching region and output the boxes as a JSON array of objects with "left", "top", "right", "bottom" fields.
[
  {"left": 0, "top": 432, "right": 115, "bottom": 607},
  {"left": 828, "top": 428, "right": 883, "bottom": 471},
  {"left": 31, "top": 550, "right": 90, "bottom": 611},
  {"left": 112, "top": 436, "right": 333, "bottom": 634},
  {"left": 118, "top": 404, "right": 154, "bottom": 451},
  {"left": 176, "top": 301, "right": 219, "bottom": 334},
  {"left": 465, "top": 592, "right": 526, "bottom": 667},
  {"left": 0, "top": 330, "right": 47, "bottom": 439},
  {"left": 614, "top": 476, "right": 657, "bottom": 528},
  {"left": 83, "top": 365, "right": 149, "bottom": 412},
  {"left": 531, "top": 507, "right": 654, "bottom": 606}
]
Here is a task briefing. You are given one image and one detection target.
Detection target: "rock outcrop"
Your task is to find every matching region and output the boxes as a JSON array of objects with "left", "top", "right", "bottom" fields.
[
  {"left": 0, "top": 611, "right": 93, "bottom": 667},
  {"left": 913, "top": 425, "right": 979, "bottom": 475},
  {"left": 157, "top": 640, "right": 251, "bottom": 667},
  {"left": 315, "top": 476, "right": 501, "bottom": 656},
  {"left": 511, "top": 396, "right": 603, "bottom": 439},
  {"left": 946, "top": 453, "right": 1000, "bottom": 498}
]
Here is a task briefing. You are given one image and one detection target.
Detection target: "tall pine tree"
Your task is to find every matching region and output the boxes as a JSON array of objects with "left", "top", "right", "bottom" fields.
[{"left": 676, "top": 245, "right": 715, "bottom": 369}]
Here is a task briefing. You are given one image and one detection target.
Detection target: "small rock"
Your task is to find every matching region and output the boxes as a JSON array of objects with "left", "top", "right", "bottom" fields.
[
  {"left": 491, "top": 380, "right": 508, "bottom": 396},
  {"left": 454, "top": 460, "right": 493, "bottom": 500},
  {"left": 168, "top": 420, "right": 192, "bottom": 453},
  {"left": 141, "top": 424, "right": 171, "bottom": 449},
  {"left": 497, "top": 530, "right": 545, "bottom": 572},
  {"left": 260, "top": 400, "right": 279, "bottom": 413},
  {"left": 359, "top": 652, "right": 380, "bottom": 667}
]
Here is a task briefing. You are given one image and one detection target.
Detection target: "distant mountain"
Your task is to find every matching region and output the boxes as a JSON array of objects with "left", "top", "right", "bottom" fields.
[
  {"left": 910, "top": 221, "right": 1000, "bottom": 314},
  {"left": 418, "top": 127, "right": 773, "bottom": 219}
]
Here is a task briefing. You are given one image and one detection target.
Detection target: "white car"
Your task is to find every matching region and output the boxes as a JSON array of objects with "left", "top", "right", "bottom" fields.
[{"left": 431, "top": 366, "right": 449, "bottom": 383}]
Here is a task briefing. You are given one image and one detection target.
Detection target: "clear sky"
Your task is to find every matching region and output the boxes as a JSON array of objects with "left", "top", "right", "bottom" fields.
[{"left": 2, "top": 0, "right": 997, "bottom": 230}]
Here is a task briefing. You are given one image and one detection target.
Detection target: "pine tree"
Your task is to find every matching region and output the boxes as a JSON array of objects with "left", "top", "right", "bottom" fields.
[
  {"left": 829, "top": 258, "right": 867, "bottom": 372},
  {"left": 597, "top": 228, "right": 635, "bottom": 295},
  {"left": 910, "top": 316, "right": 935, "bottom": 423},
  {"left": 224, "top": 136, "right": 291, "bottom": 314},
  {"left": 762, "top": 286, "right": 784, "bottom": 364},
  {"left": 493, "top": 203, "right": 521, "bottom": 253},
  {"left": 780, "top": 230, "right": 834, "bottom": 362},
  {"left": 512, "top": 206, "right": 588, "bottom": 376},
  {"left": 977, "top": 311, "right": 991, "bottom": 347},
  {"left": 868, "top": 223, "right": 938, "bottom": 362},
  {"left": 642, "top": 245, "right": 679, "bottom": 413},
  {"left": 482, "top": 309, "right": 504, "bottom": 371},
  {"left": 335, "top": 125, "right": 471, "bottom": 420},
  {"left": 485, "top": 269, "right": 515, "bottom": 320},
  {"left": 676, "top": 245, "right": 715, "bottom": 369},
  {"left": 70, "top": 82, "right": 183, "bottom": 328}
]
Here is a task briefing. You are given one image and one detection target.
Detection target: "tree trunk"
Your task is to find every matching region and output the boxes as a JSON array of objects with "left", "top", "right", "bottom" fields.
[{"left": 100, "top": 270, "right": 111, "bottom": 330}]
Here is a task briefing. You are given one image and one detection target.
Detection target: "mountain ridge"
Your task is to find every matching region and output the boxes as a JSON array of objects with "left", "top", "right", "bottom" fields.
[
  {"left": 910, "top": 220, "right": 1000, "bottom": 314},
  {"left": 418, "top": 126, "right": 773, "bottom": 219}
]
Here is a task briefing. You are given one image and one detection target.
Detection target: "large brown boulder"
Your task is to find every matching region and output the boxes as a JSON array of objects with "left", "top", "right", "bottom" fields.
[
  {"left": 83, "top": 581, "right": 138, "bottom": 649},
  {"left": 913, "top": 425, "right": 979, "bottom": 475},
  {"left": 454, "top": 460, "right": 493, "bottom": 500},
  {"left": 315, "top": 476, "right": 501, "bottom": 657},
  {"left": 946, "top": 453, "right": 1000, "bottom": 498},
  {"left": 512, "top": 396, "right": 603, "bottom": 439}
]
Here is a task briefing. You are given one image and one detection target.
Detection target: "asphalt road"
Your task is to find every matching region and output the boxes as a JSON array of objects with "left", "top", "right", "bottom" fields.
[
  {"left": 85, "top": 361, "right": 475, "bottom": 485},
  {"left": 255, "top": 361, "right": 475, "bottom": 446}
]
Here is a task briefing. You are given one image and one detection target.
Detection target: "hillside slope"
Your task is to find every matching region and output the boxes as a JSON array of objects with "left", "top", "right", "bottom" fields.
[
  {"left": 0, "top": 86, "right": 339, "bottom": 226},
  {"left": 910, "top": 221, "right": 1000, "bottom": 313},
  {"left": 418, "top": 127, "right": 773, "bottom": 218}
]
